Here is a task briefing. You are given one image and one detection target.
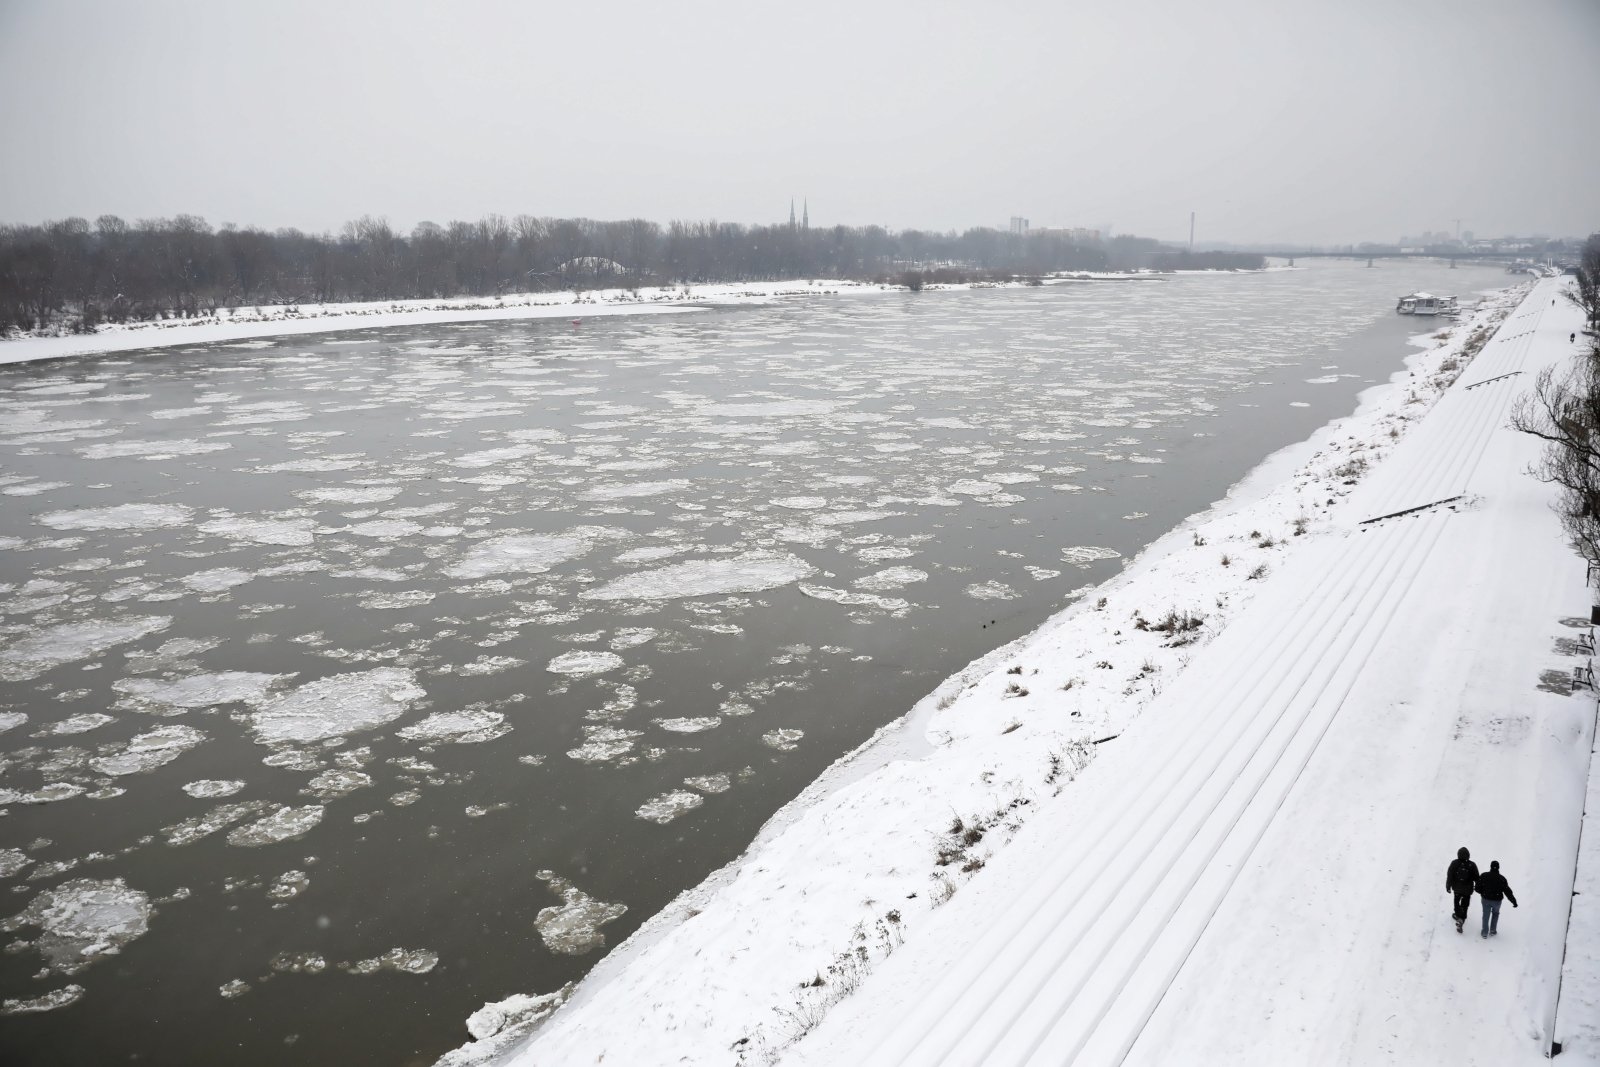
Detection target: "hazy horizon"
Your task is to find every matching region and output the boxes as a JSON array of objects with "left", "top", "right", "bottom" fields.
[{"left": 2, "top": 0, "right": 1597, "bottom": 246}]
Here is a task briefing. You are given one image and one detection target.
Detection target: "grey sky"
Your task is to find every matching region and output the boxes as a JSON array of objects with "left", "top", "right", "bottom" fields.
[{"left": 1, "top": 0, "right": 1596, "bottom": 245}]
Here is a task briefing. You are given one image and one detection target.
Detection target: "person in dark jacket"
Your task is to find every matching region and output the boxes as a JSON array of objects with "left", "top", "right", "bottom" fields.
[
  {"left": 1476, "top": 860, "right": 1518, "bottom": 938},
  {"left": 1446, "top": 847, "right": 1479, "bottom": 933}
]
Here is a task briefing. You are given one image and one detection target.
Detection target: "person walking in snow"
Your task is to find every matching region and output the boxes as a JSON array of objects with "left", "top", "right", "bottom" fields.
[
  {"left": 1446, "top": 847, "right": 1478, "bottom": 933},
  {"left": 1476, "top": 860, "right": 1518, "bottom": 938}
]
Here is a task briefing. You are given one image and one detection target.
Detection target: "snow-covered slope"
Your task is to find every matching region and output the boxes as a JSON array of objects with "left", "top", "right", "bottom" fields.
[
  {"left": 435, "top": 278, "right": 1594, "bottom": 1067},
  {"left": 782, "top": 277, "right": 1593, "bottom": 1065}
]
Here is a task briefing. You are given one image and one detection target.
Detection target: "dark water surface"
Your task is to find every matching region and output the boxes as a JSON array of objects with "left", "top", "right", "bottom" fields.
[{"left": 0, "top": 261, "right": 1509, "bottom": 1065}]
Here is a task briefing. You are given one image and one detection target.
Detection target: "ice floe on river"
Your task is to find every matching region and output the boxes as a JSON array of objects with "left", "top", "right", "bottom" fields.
[
  {"left": 2, "top": 878, "right": 152, "bottom": 977},
  {"left": 583, "top": 552, "right": 814, "bottom": 601},
  {"left": 245, "top": 668, "right": 424, "bottom": 744}
]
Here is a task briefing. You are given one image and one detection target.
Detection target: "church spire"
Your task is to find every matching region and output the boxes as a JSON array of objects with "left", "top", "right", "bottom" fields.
[
  {"left": 802, "top": 199, "right": 809, "bottom": 231},
  {"left": 789, "top": 198, "right": 796, "bottom": 231}
]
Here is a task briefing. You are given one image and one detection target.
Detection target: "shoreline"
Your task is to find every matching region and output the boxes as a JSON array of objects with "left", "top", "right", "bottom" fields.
[
  {"left": 0, "top": 268, "right": 1291, "bottom": 367},
  {"left": 437, "top": 282, "right": 1531, "bottom": 1066}
]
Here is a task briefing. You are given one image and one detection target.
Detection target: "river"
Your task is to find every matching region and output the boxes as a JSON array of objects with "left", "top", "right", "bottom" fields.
[{"left": 0, "top": 259, "right": 1510, "bottom": 1065}]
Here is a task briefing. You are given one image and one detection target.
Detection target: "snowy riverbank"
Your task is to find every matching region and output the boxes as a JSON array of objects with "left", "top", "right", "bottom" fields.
[
  {"left": 0, "top": 268, "right": 1292, "bottom": 367},
  {"left": 435, "top": 281, "right": 1553, "bottom": 1065}
]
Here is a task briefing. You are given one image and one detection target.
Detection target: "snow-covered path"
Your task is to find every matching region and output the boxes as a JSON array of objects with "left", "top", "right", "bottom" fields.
[{"left": 787, "top": 277, "right": 1596, "bottom": 1066}]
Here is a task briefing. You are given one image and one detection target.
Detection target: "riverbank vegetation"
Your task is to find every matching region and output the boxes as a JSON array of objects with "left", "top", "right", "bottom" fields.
[
  {"left": 1513, "top": 232, "right": 1600, "bottom": 557},
  {"left": 0, "top": 213, "right": 1262, "bottom": 336}
]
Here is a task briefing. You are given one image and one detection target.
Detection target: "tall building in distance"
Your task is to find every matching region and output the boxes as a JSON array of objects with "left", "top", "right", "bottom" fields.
[{"left": 1009, "top": 216, "right": 1030, "bottom": 235}]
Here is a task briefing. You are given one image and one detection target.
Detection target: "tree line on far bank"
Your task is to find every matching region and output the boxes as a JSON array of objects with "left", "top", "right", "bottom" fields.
[{"left": 0, "top": 213, "right": 1264, "bottom": 336}]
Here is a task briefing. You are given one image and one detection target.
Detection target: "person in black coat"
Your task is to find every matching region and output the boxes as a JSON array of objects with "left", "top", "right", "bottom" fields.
[
  {"left": 1446, "top": 847, "right": 1479, "bottom": 933},
  {"left": 1476, "top": 860, "right": 1518, "bottom": 938}
]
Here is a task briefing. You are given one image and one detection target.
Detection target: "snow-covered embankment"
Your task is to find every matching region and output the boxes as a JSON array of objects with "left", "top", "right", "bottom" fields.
[{"left": 441, "top": 282, "right": 1537, "bottom": 1066}]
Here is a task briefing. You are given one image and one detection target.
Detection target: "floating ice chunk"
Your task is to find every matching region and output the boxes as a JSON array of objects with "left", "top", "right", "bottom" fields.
[
  {"left": 360, "top": 590, "right": 435, "bottom": 610},
  {"left": 1025, "top": 566, "right": 1063, "bottom": 580},
  {"left": 584, "top": 552, "right": 813, "bottom": 601},
  {"left": 2, "top": 481, "right": 71, "bottom": 496},
  {"left": 613, "top": 546, "right": 683, "bottom": 564},
  {"left": 115, "top": 671, "right": 288, "bottom": 714},
  {"left": 580, "top": 480, "right": 690, "bottom": 500},
  {"left": 182, "top": 779, "right": 244, "bottom": 799},
  {"left": 609, "top": 628, "right": 658, "bottom": 650},
  {"left": 89, "top": 725, "right": 206, "bottom": 777},
  {"left": 301, "top": 769, "right": 372, "bottom": 799},
  {"left": 2, "top": 783, "right": 89, "bottom": 805},
  {"left": 457, "top": 655, "right": 524, "bottom": 676},
  {"left": 218, "top": 979, "right": 251, "bottom": 999},
  {"left": 37, "top": 713, "right": 115, "bottom": 736},
  {"left": 0, "top": 712, "right": 26, "bottom": 733},
  {"left": 684, "top": 773, "right": 732, "bottom": 794},
  {"left": 635, "top": 789, "right": 704, "bottom": 824},
  {"left": 0, "top": 849, "right": 32, "bottom": 878},
  {"left": 1, "top": 878, "right": 151, "bottom": 975},
  {"left": 653, "top": 716, "right": 721, "bottom": 734},
  {"left": 773, "top": 496, "right": 828, "bottom": 510},
  {"left": 181, "top": 568, "right": 256, "bottom": 594},
  {"left": 1060, "top": 545, "right": 1123, "bottom": 566},
  {"left": 449, "top": 445, "right": 541, "bottom": 469},
  {"left": 798, "top": 585, "right": 909, "bottom": 612},
  {"left": 984, "top": 471, "right": 1039, "bottom": 484},
  {"left": 78, "top": 439, "right": 230, "bottom": 460},
  {"left": 547, "top": 651, "right": 624, "bottom": 677},
  {"left": 267, "top": 870, "right": 310, "bottom": 902},
  {"left": 299, "top": 486, "right": 401, "bottom": 504},
  {"left": 38, "top": 503, "right": 193, "bottom": 531},
  {"left": 270, "top": 951, "right": 328, "bottom": 974},
  {"left": 1, "top": 985, "right": 86, "bottom": 1015},
  {"left": 199, "top": 516, "right": 317, "bottom": 546},
  {"left": 163, "top": 801, "right": 271, "bottom": 846},
  {"left": 345, "top": 519, "right": 423, "bottom": 538},
  {"left": 227, "top": 805, "right": 325, "bottom": 847},
  {"left": 445, "top": 526, "right": 628, "bottom": 580},
  {"left": 700, "top": 399, "right": 837, "bottom": 417},
  {"left": 948, "top": 479, "right": 1002, "bottom": 496},
  {"left": 761, "top": 728, "right": 804, "bottom": 752},
  {"left": 533, "top": 872, "right": 626, "bottom": 955},
  {"left": 247, "top": 668, "right": 424, "bottom": 744},
  {"left": 856, "top": 567, "right": 929, "bottom": 591},
  {"left": 1305, "top": 375, "right": 1340, "bottom": 384},
  {"left": 343, "top": 947, "right": 439, "bottom": 975},
  {"left": 260, "top": 458, "right": 361, "bottom": 472},
  {"left": 565, "top": 726, "right": 641, "bottom": 763},
  {"left": 965, "top": 581, "right": 1017, "bottom": 600},
  {"left": 397, "top": 710, "right": 510, "bottom": 744}
]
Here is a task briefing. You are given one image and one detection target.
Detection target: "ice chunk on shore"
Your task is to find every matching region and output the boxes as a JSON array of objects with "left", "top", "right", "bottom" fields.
[
  {"left": 0, "top": 616, "right": 172, "bottom": 681},
  {"left": 1, "top": 878, "right": 151, "bottom": 976},
  {"left": 445, "top": 526, "right": 627, "bottom": 580},
  {"left": 246, "top": 668, "right": 423, "bottom": 744},
  {"left": 584, "top": 552, "right": 813, "bottom": 601},
  {"left": 533, "top": 872, "right": 626, "bottom": 955},
  {"left": 89, "top": 725, "right": 206, "bottom": 776},
  {"left": 547, "top": 651, "right": 624, "bottom": 677},
  {"left": 227, "top": 805, "right": 325, "bottom": 847},
  {"left": 38, "top": 503, "right": 193, "bottom": 531}
]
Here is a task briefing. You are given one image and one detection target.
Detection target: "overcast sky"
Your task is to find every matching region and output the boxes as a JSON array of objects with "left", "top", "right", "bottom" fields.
[{"left": 1, "top": 0, "right": 1596, "bottom": 246}]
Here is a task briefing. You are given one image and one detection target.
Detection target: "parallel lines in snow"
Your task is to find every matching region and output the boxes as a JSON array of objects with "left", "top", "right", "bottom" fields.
[{"left": 854, "top": 281, "right": 1559, "bottom": 1067}]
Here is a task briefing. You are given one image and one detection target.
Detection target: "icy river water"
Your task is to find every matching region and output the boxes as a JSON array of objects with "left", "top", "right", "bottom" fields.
[{"left": 0, "top": 260, "right": 1510, "bottom": 1065}]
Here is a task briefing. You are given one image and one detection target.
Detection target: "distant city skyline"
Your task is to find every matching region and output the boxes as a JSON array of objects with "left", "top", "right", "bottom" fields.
[{"left": 1, "top": 0, "right": 1596, "bottom": 247}]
